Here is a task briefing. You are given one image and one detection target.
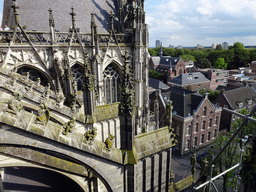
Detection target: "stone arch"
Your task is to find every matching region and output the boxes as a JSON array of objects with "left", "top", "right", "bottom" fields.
[
  {"left": 70, "top": 59, "right": 84, "bottom": 68},
  {"left": 102, "top": 59, "right": 123, "bottom": 78},
  {"left": 0, "top": 143, "right": 117, "bottom": 192},
  {"left": 16, "top": 64, "right": 55, "bottom": 91},
  {"left": 0, "top": 164, "right": 85, "bottom": 192}
]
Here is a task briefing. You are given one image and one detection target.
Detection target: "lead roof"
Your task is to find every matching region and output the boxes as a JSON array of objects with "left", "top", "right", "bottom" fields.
[{"left": 2, "top": 0, "right": 118, "bottom": 33}]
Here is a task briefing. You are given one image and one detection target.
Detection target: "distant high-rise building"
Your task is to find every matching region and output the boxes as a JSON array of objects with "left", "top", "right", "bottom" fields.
[
  {"left": 177, "top": 45, "right": 183, "bottom": 49},
  {"left": 222, "top": 42, "right": 228, "bottom": 49},
  {"left": 156, "top": 40, "right": 161, "bottom": 47},
  {"left": 212, "top": 43, "right": 217, "bottom": 49},
  {"left": 169, "top": 45, "right": 174, "bottom": 48},
  {"left": 197, "top": 44, "right": 204, "bottom": 49}
]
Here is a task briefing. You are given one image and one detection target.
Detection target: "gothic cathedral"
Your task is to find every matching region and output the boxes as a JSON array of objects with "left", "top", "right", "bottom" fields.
[{"left": 0, "top": 0, "right": 175, "bottom": 191}]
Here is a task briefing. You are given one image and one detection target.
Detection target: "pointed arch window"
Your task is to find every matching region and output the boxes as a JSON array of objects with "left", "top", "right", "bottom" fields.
[
  {"left": 71, "top": 64, "right": 84, "bottom": 91},
  {"left": 17, "top": 66, "right": 49, "bottom": 87},
  {"left": 103, "top": 64, "right": 121, "bottom": 104}
]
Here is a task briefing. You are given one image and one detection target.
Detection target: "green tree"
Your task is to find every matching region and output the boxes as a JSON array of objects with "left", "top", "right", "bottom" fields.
[
  {"left": 232, "top": 42, "right": 245, "bottom": 50},
  {"left": 175, "top": 49, "right": 185, "bottom": 57},
  {"left": 181, "top": 54, "right": 196, "bottom": 61},
  {"left": 198, "top": 88, "right": 220, "bottom": 101},
  {"left": 163, "top": 48, "right": 176, "bottom": 56},
  {"left": 214, "top": 58, "right": 227, "bottom": 69},
  {"left": 196, "top": 55, "right": 212, "bottom": 68},
  {"left": 216, "top": 44, "right": 223, "bottom": 50},
  {"left": 249, "top": 49, "right": 256, "bottom": 62},
  {"left": 207, "top": 109, "right": 254, "bottom": 192},
  {"left": 228, "top": 42, "right": 249, "bottom": 69},
  {"left": 148, "top": 48, "right": 156, "bottom": 56},
  {"left": 148, "top": 69, "right": 164, "bottom": 80}
]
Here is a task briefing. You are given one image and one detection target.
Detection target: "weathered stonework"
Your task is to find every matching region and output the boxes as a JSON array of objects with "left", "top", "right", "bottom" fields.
[{"left": 0, "top": 0, "right": 174, "bottom": 191}]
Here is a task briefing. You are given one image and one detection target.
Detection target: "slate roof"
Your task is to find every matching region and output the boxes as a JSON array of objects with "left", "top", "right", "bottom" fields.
[
  {"left": 150, "top": 56, "right": 181, "bottom": 69},
  {"left": 2, "top": 0, "right": 118, "bottom": 33},
  {"left": 160, "top": 87, "right": 204, "bottom": 118},
  {"left": 148, "top": 78, "right": 169, "bottom": 90},
  {"left": 222, "top": 86, "right": 256, "bottom": 110},
  {"left": 170, "top": 72, "right": 210, "bottom": 86}
]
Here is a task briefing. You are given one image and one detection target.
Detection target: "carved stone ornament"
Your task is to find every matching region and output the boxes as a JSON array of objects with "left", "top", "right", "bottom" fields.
[
  {"left": 56, "top": 89, "right": 65, "bottom": 107},
  {"left": 104, "top": 134, "right": 115, "bottom": 151},
  {"left": 34, "top": 103, "right": 50, "bottom": 126},
  {"left": 62, "top": 116, "right": 76, "bottom": 135},
  {"left": 3, "top": 92, "right": 23, "bottom": 115},
  {"left": 84, "top": 127, "right": 97, "bottom": 143},
  {"left": 166, "top": 100, "right": 173, "bottom": 127},
  {"left": 83, "top": 50, "right": 95, "bottom": 91},
  {"left": 119, "top": 52, "right": 135, "bottom": 116}
]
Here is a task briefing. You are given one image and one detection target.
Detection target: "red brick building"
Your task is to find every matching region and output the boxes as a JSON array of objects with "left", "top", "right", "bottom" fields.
[
  {"left": 149, "top": 56, "right": 186, "bottom": 81},
  {"left": 193, "top": 68, "right": 229, "bottom": 90},
  {"left": 168, "top": 72, "right": 210, "bottom": 91},
  {"left": 214, "top": 86, "right": 256, "bottom": 131},
  {"left": 150, "top": 87, "right": 222, "bottom": 155}
]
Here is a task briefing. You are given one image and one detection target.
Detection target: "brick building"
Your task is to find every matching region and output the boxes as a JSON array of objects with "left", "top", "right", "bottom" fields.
[
  {"left": 150, "top": 87, "right": 222, "bottom": 155},
  {"left": 149, "top": 56, "right": 186, "bottom": 81},
  {"left": 214, "top": 86, "right": 256, "bottom": 131},
  {"left": 168, "top": 72, "right": 210, "bottom": 91},
  {"left": 193, "top": 68, "right": 229, "bottom": 90}
]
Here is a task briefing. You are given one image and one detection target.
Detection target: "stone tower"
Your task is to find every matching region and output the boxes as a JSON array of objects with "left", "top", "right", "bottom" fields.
[{"left": 0, "top": 0, "right": 175, "bottom": 191}]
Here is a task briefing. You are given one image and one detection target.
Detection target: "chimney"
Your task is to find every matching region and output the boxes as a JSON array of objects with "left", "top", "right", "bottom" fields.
[{"left": 204, "top": 92, "right": 209, "bottom": 99}]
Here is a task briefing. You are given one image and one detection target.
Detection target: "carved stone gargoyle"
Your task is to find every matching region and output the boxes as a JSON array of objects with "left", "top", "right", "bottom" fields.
[
  {"left": 62, "top": 116, "right": 76, "bottom": 135},
  {"left": 84, "top": 127, "right": 97, "bottom": 143},
  {"left": 3, "top": 92, "right": 23, "bottom": 115},
  {"left": 104, "top": 134, "right": 115, "bottom": 151},
  {"left": 34, "top": 103, "right": 50, "bottom": 126}
]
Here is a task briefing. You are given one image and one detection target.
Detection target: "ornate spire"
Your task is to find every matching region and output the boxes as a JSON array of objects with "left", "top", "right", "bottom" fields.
[
  {"left": 70, "top": 6, "right": 76, "bottom": 31},
  {"left": 11, "top": 0, "right": 20, "bottom": 25},
  {"left": 91, "top": 12, "right": 96, "bottom": 29},
  {"left": 109, "top": 10, "right": 114, "bottom": 32},
  {"left": 48, "top": 8, "right": 55, "bottom": 28}
]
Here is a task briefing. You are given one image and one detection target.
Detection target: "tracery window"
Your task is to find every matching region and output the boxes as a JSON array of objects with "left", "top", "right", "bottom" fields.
[
  {"left": 71, "top": 65, "right": 84, "bottom": 91},
  {"left": 103, "top": 64, "right": 120, "bottom": 104},
  {"left": 17, "top": 67, "right": 48, "bottom": 87}
]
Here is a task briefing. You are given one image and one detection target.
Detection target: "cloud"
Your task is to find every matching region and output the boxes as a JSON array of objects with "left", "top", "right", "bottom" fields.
[
  {"left": 170, "top": 34, "right": 180, "bottom": 40},
  {"left": 145, "top": 0, "right": 256, "bottom": 47},
  {"left": 197, "top": 7, "right": 211, "bottom": 15}
]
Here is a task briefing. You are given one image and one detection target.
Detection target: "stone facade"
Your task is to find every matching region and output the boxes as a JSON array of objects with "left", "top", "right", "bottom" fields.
[{"left": 0, "top": 0, "right": 175, "bottom": 191}]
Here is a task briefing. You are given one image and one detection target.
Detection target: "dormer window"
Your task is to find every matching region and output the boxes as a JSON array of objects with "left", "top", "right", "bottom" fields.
[
  {"left": 246, "top": 99, "right": 252, "bottom": 105},
  {"left": 236, "top": 101, "right": 243, "bottom": 108}
]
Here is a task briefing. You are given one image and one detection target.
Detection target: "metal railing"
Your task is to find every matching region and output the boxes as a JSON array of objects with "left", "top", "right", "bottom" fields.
[{"left": 190, "top": 107, "right": 256, "bottom": 192}]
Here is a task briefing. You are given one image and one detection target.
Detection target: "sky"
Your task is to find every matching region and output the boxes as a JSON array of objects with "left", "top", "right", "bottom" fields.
[
  {"left": 145, "top": 0, "right": 256, "bottom": 47},
  {"left": 1, "top": 0, "right": 256, "bottom": 47}
]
